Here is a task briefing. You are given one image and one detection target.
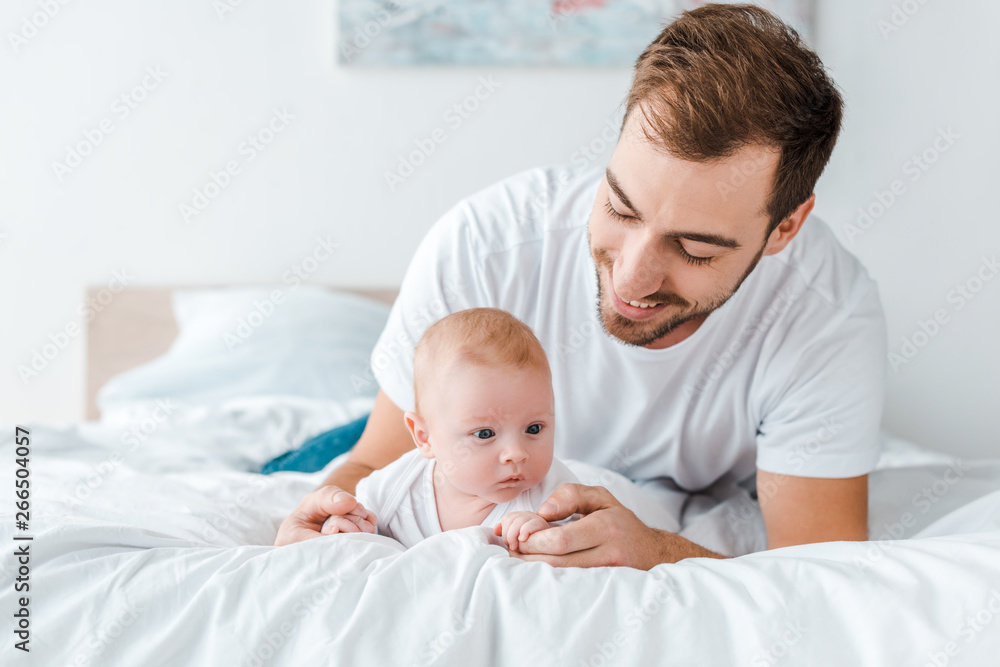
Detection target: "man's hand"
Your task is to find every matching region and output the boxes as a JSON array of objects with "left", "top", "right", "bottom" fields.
[
  {"left": 273, "top": 486, "right": 377, "bottom": 546},
  {"left": 494, "top": 511, "right": 550, "bottom": 552},
  {"left": 512, "top": 484, "right": 727, "bottom": 569}
]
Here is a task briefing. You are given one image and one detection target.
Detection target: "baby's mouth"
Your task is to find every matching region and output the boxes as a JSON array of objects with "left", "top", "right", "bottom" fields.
[{"left": 500, "top": 474, "right": 524, "bottom": 484}]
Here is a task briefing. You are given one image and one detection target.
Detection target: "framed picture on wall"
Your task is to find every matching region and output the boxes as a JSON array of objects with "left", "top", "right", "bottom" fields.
[{"left": 338, "top": 0, "right": 816, "bottom": 66}]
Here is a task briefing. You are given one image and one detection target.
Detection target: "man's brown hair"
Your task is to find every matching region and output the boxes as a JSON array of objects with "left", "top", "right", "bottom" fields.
[{"left": 623, "top": 3, "right": 843, "bottom": 238}]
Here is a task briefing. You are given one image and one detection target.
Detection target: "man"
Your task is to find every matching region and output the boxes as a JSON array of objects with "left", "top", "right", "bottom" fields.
[{"left": 274, "top": 4, "right": 887, "bottom": 568}]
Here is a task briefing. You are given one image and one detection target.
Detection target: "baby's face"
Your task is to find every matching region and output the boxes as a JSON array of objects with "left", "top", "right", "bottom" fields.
[{"left": 414, "top": 363, "right": 555, "bottom": 504}]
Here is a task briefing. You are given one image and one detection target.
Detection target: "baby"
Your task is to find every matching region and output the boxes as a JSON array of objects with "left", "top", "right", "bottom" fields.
[{"left": 322, "top": 307, "right": 579, "bottom": 552}]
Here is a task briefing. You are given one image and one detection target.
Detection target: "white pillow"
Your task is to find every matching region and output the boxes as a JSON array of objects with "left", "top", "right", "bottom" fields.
[{"left": 96, "top": 286, "right": 391, "bottom": 410}]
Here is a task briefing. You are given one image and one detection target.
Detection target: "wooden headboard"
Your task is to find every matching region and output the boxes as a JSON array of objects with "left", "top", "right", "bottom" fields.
[{"left": 85, "top": 286, "right": 398, "bottom": 421}]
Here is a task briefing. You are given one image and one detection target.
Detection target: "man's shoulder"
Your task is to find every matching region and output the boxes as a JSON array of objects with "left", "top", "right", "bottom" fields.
[
  {"left": 764, "top": 213, "right": 881, "bottom": 314},
  {"left": 435, "top": 163, "right": 602, "bottom": 258}
]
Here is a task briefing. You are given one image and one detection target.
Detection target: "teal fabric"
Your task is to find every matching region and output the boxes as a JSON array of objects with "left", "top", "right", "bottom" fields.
[{"left": 259, "top": 413, "right": 369, "bottom": 474}]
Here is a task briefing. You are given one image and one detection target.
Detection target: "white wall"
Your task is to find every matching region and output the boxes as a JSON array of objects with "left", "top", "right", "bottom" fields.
[
  {"left": 1, "top": 1, "right": 997, "bottom": 459},
  {"left": 812, "top": 0, "right": 1000, "bottom": 459}
]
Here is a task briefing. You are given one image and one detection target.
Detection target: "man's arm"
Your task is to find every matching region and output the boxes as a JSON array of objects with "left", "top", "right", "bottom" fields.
[
  {"left": 320, "top": 389, "right": 414, "bottom": 494},
  {"left": 512, "top": 471, "right": 868, "bottom": 567},
  {"left": 757, "top": 469, "right": 868, "bottom": 548},
  {"left": 512, "top": 484, "right": 729, "bottom": 569},
  {"left": 273, "top": 389, "right": 413, "bottom": 546}
]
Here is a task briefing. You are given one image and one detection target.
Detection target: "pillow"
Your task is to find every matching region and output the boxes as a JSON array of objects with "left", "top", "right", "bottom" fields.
[{"left": 96, "top": 286, "right": 391, "bottom": 410}]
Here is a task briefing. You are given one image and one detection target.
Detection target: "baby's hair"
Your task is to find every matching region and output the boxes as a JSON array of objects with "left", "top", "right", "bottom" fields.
[{"left": 412, "top": 308, "right": 551, "bottom": 415}]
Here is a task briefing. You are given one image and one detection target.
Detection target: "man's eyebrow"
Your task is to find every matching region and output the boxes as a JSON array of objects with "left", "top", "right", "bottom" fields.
[{"left": 605, "top": 167, "right": 743, "bottom": 250}]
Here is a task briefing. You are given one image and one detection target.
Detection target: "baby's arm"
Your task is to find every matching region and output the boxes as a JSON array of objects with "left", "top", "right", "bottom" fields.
[{"left": 493, "top": 511, "right": 549, "bottom": 552}]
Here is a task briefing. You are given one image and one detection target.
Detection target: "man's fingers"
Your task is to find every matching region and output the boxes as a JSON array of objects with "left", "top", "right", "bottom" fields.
[
  {"left": 515, "top": 512, "right": 609, "bottom": 556},
  {"left": 312, "top": 486, "right": 360, "bottom": 517},
  {"left": 535, "top": 484, "right": 619, "bottom": 521},
  {"left": 274, "top": 486, "right": 377, "bottom": 546},
  {"left": 301, "top": 486, "right": 375, "bottom": 527}
]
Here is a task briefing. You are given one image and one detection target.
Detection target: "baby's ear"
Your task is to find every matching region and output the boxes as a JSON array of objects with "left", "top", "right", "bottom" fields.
[{"left": 403, "top": 411, "right": 434, "bottom": 459}]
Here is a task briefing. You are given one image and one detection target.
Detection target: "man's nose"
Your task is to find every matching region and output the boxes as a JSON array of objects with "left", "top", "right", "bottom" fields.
[{"left": 615, "top": 232, "right": 666, "bottom": 300}]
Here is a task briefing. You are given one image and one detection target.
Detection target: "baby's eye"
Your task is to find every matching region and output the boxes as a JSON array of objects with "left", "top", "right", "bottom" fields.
[
  {"left": 525, "top": 424, "right": 542, "bottom": 435},
  {"left": 472, "top": 429, "right": 495, "bottom": 440}
]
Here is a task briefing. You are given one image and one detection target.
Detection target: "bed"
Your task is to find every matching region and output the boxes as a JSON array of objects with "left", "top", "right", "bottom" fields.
[{"left": 2, "top": 285, "right": 999, "bottom": 666}]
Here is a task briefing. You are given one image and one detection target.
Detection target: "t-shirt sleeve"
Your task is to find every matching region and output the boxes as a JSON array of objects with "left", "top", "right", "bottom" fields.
[
  {"left": 754, "top": 282, "right": 888, "bottom": 478},
  {"left": 369, "top": 202, "right": 492, "bottom": 412},
  {"left": 353, "top": 449, "right": 421, "bottom": 535}
]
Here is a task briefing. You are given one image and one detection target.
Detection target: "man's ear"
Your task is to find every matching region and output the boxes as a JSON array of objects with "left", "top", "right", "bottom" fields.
[
  {"left": 762, "top": 193, "right": 815, "bottom": 256},
  {"left": 404, "top": 411, "right": 434, "bottom": 459}
]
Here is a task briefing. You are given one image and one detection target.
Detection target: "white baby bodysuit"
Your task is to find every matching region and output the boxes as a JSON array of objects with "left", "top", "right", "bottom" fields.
[{"left": 353, "top": 448, "right": 579, "bottom": 548}]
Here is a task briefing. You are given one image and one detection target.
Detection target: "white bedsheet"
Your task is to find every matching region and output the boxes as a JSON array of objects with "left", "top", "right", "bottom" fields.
[{"left": 2, "top": 397, "right": 999, "bottom": 666}]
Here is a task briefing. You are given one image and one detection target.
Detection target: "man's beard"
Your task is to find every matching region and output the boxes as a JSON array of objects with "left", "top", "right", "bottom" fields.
[{"left": 591, "top": 240, "right": 766, "bottom": 348}]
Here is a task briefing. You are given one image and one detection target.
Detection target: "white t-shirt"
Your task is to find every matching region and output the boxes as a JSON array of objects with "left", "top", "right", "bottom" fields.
[
  {"left": 354, "top": 449, "right": 579, "bottom": 549},
  {"left": 369, "top": 164, "right": 888, "bottom": 492}
]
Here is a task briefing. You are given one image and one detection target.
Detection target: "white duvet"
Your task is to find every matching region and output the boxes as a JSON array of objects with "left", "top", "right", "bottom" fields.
[{"left": 2, "top": 396, "right": 999, "bottom": 667}]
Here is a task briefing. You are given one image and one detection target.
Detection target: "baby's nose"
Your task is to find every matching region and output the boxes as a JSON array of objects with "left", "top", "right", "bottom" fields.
[{"left": 501, "top": 441, "right": 528, "bottom": 463}]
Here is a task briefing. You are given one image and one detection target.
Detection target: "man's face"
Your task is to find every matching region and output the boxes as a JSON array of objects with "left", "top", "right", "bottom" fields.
[
  {"left": 587, "top": 112, "right": 780, "bottom": 348},
  {"left": 416, "top": 363, "right": 555, "bottom": 505}
]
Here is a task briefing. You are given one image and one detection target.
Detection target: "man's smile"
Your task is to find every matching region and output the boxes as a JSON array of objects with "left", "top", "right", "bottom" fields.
[{"left": 610, "top": 284, "right": 668, "bottom": 321}]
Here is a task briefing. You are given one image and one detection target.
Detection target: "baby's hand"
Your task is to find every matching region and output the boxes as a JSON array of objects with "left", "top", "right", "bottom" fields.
[
  {"left": 319, "top": 492, "right": 378, "bottom": 535},
  {"left": 494, "top": 511, "right": 549, "bottom": 552}
]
